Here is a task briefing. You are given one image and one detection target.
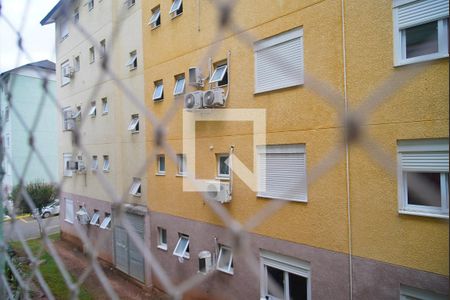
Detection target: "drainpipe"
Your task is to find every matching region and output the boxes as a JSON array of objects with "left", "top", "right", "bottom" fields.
[{"left": 341, "top": 0, "right": 353, "bottom": 299}]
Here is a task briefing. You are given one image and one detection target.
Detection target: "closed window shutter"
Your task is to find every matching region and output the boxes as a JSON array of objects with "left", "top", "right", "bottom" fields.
[
  {"left": 258, "top": 145, "right": 307, "bottom": 201},
  {"left": 400, "top": 152, "right": 449, "bottom": 172},
  {"left": 255, "top": 28, "right": 304, "bottom": 93},
  {"left": 396, "top": 0, "right": 449, "bottom": 29},
  {"left": 65, "top": 199, "right": 74, "bottom": 222}
]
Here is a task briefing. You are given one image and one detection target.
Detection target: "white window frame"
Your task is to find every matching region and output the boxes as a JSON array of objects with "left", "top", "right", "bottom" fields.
[
  {"left": 169, "top": 0, "right": 183, "bottom": 18},
  {"left": 176, "top": 154, "right": 186, "bottom": 176},
  {"left": 393, "top": 0, "right": 449, "bottom": 66},
  {"left": 61, "top": 60, "right": 71, "bottom": 86},
  {"left": 149, "top": 6, "right": 161, "bottom": 29},
  {"left": 126, "top": 51, "right": 137, "bottom": 70},
  {"left": 254, "top": 27, "right": 304, "bottom": 93},
  {"left": 87, "top": 0, "right": 94, "bottom": 11},
  {"left": 63, "top": 153, "right": 73, "bottom": 177},
  {"left": 91, "top": 155, "right": 98, "bottom": 171},
  {"left": 173, "top": 233, "right": 189, "bottom": 259},
  {"left": 90, "top": 210, "right": 100, "bottom": 225},
  {"left": 260, "top": 250, "right": 311, "bottom": 300},
  {"left": 153, "top": 81, "right": 164, "bottom": 101},
  {"left": 127, "top": 114, "right": 139, "bottom": 133},
  {"left": 216, "top": 245, "right": 233, "bottom": 274},
  {"left": 156, "top": 155, "right": 165, "bottom": 175},
  {"left": 101, "top": 97, "right": 108, "bottom": 114},
  {"left": 400, "top": 285, "right": 447, "bottom": 300},
  {"left": 100, "top": 213, "right": 111, "bottom": 229},
  {"left": 129, "top": 178, "right": 142, "bottom": 196},
  {"left": 217, "top": 154, "right": 230, "bottom": 178},
  {"left": 88, "top": 101, "right": 96, "bottom": 117},
  {"left": 157, "top": 227, "right": 168, "bottom": 250},
  {"left": 126, "top": 0, "right": 136, "bottom": 8},
  {"left": 89, "top": 47, "right": 95, "bottom": 63},
  {"left": 209, "top": 64, "right": 228, "bottom": 84},
  {"left": 103, "top": 155, "right": 110, "bottom": 172},
  {"left": 257, "top": 144, "right": 308, "bottom": 202},
  {"left": 173, "top": 75, "right": 185, "bottom": 96},
  {"left": 397, "top": 139, "right": 449, "bottom": 219},
  {"left": 64, "top": 198, "right": 74, "bottom": 223}
]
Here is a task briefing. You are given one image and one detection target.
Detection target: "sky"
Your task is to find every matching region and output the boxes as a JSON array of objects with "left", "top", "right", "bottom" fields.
[{"left": 0, "top": 0, "right": 59, "bottom": 73}]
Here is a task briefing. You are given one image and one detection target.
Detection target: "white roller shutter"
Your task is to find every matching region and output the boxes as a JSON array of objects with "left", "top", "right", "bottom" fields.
[
  {"left": 257, "top": 144, "right": 307, "bottom": 202},
  {"left": 396, "top": 0, "right": 449, "bottom": 29},
  {"left": 65, "top": 198, "right": 74, "bottom": 223},
  {"left": 254, "top": 28, "right": 304, "bottom": 93},
  {"left": 400, "top": 152, "right": 449, "bottom": 172}
]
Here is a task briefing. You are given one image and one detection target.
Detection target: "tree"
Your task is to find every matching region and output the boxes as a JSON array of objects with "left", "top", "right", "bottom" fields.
[{"left": 9, "top": 181, "right": 57, "bottom": 214}]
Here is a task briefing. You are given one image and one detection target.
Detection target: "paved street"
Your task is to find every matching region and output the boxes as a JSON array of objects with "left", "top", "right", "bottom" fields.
[{"left": 2, "top": 215, "right": 60, "bottom": 242}]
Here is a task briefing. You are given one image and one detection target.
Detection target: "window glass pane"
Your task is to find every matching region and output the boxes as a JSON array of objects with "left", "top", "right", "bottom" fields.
[
  {"left": 407, "top": 172, "right": 441, "bottom": 207},
  {"left": 405, "top": 21, "right": 438, "bottom": 58},
  {"left": 218, "top": 247, "right": 232, "bottom": 270},
  {"left": 288, "top": 272, "right": 307, "bottom": 300},
  {"left": 161, "top": 228, "right": 167, "bottom": 244},
  {"left": 267, "top": 266, "right": 284, "bottom": 299},
  {"left": 159, "top": 156, "right": 165, "bottom": 172},
  {"left": 219, "top": 156, "right": 229, "bottom": 176}
]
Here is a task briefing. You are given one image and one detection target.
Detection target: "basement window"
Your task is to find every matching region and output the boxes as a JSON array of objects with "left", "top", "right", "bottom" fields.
[
  {"left": 88, "top": 101, "right": 96, "bottom": 117},
  {"left": 173, "top": 233, "right": 189, "bottom": 259},
  {"left": 90, "top": 210, "right": 100, "bottom": 225},
  {"left": 100, "top": 213, "right": 111, "bottom": 229},
  {"left": 217, "top": 245, "right": 234, "bottom": 274}
]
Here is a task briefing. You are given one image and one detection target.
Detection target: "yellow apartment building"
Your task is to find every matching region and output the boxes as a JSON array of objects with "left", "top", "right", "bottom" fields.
[
  {"left": 143, "top": 0, "right": 448, "bottom": 299},
  {"left": 42, "top": 0, "right": 151, "bottom": 285}
]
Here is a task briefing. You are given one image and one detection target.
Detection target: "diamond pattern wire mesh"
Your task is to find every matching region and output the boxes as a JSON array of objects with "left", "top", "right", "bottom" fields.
[{"left": 0, "top": 0, "right": 440, "bottom": 299}]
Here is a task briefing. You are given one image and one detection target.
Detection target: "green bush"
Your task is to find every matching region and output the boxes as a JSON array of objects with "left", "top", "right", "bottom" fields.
[{"left": 9, "top": 181, "right": 57, "bottom": 214}]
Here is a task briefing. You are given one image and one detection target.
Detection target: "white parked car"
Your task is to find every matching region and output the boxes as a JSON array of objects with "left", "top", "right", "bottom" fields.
[{"left": 40, "top": 199, "right": 60, "bottom": 218}]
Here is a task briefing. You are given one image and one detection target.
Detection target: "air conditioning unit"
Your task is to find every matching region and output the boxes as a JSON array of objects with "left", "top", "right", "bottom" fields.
[
  {"left": 189, "top": 67, "right": 203, "bottom": 87},
  {"left": 205, "top": 181, "right": 231, "bottom": 203},
  {"left": 203, "top": 88, "right": 225, "bottom": 108},
  {"left": 62, "top": 66, "right": 74, "bottom": 78},
  {"left": 184, "top": 91, "right": 204, "bottom": 110},
  {"left": 68, "top": 160, "right": 79, "bottom": 170}
]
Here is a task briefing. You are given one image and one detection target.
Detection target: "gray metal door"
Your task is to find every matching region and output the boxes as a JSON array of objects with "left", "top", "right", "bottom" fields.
[
  {"left": 114, "top": 226, "right": 128, "bottom": 274},
  {"left": 113, "top": 213, "right": 145, "bottom": 282},
  {"left": 127, "top": 213, "right": 145, "bottom": 282}
]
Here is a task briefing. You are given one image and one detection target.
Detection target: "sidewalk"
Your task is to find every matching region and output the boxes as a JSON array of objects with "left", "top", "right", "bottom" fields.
[{"left": 54, "top": 238, "right": 169, "bottom": 300}]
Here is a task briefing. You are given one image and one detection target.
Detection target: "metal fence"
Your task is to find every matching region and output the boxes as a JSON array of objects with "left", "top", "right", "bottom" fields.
[{"left": 0, "top": 0, "right": 441, "bottom": 299}]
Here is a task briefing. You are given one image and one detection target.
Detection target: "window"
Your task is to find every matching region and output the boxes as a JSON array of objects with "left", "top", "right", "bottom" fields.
[
  {"left": 63, "top": 153, "right": 73, "bottom": 177},
  {"left": 173, "top": 74, "right": 185, "bottom": 96},
  {"left": 100, "top": 39, "right": 106, "bottom": 59},
  {"left": 4, "top": 106, "right": 9, "bottom": 122},
  {"left": 169, "top": 0, "right": 183, "bottom": 18},
  {"left": 153, "top": 80, "right": 164, "bottom": 101},
  {"left": 393, "top": 0, "right": 449, "bottom": 66},
  {"left": 74, "top": 56, "right": 80, "bottom": 72},
  {"left": 217, "top": 245, "right": 233, "bottom": 274},
  {"left": 88, "top": 101, "right": 96, "bottom": 117},
  {"left": 100, "top": 213, "right": 111, "bottom": 229},
  {"left": 87, "top": 0, "right": 94, "bottom": 11},
  {"left": 177, "top": 154, "right": 186, "bottom": 176},
  {"left": 65, "top": 198, "right": 74, "bottom": 223},
  {"left": 103, "top": 155, "right": 110, "bottom": 172},
  {"left": 257, "top": 144, "right": 307, "bottom": 202},
  {"left": 73, "top": 8, "right": 79, "bottom": 24},
  {"left": 260, "top": 250, "right": 310, "bottom": 300},
  {"left": 89, "top": 47, "right": 95, "bottom": 63},
  {"left": 129, "top": 178, "right": 142, "bottom": 196},
  {"left": 90, "top": 210, "right": 100, "bottom": 225},
  {"left": 126, "top": 50, "right": 137, "bottom": 70},
  {"left": 149, "top": 6, "right": 161, "bottom": 29},
  {"left": 400, "top": 285, "right": 447, "bottom": 300},
  {"left": 210, "top": 63, "right": 228, "bottom": 86},
  {"left": 173, "top": 233, "right": 189, "bottom": 259},
  {"left": 75, "top": 105, "right": 82, "bottom": 121},
  {"left": 157, "top": 155, "right": 165, "bottom": 175},
  {"left": 254, "top": 27, "right": 304, "bottom": 93},
  {"left": 101, "top": 97, "right": 108, "bottom": 114},
  {"left": 61, "top": 60, "right": 71, "bottom": 86},
  {"left": 91, "top": 155, "right": 98, "bottom": 171},
  {"left": 157, "top": 227, "right": 167, "bottom": 250},
  {"left": 397, "top": 139, "right": 449, "bottom": 218},
  {"left": 60, "top": 18, "right": 69, "bottom": 40},
  {"left": 126, "top": 0, "right": 135, "bottom": 8},
  {"left": 127, "top": 114, "right": 139, "bottom": 133},
  {"left": 217, "top": 154, "right": 230, "bottom": 178}
]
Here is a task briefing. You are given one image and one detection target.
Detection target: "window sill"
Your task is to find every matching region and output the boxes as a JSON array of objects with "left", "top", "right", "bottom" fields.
[
  {"left": 398, "top": 210, "right": 449, "bottom": 220},
  {"left": 217, "top": 268, "right": 234, "bottom": 275},
  {"left": 103, "top": 170, "right": 110, "bottom": 173},
  {"left": 257, "top": 194, "right": 308, "bottom": 203},
  {"left": 61, "top": 82, "right": 70, "bottom": 87},
  {"left": 63, "top": 174, "right": 73, "bottom": 177},
  {"left": 150, "top": 24, "right": 160, "bottom": 30},
  {"left": 156, "top": 173, "right": 165, "bottom": 176},
  {"left": 129, "top": 67, "right": 137, "bottom": 71},
  {"left": 176, "top": 174, "right": 187, "bottom": 177},
  {"left": 216, "top": 176, "right": 230, "bottom": 181},
  {"left": 157, "top": 245, "right": 168, "bottom": 251},
  {"left": 131, "top": 193, "right": 141, "bottom": 197},
  {"left": 64, "top": 219, "right": 74, "bottom": 224},
  {"left": 131, "top": 131, "right": 139, "bottom": 134},
  {"left": 102, "top": 112, "right": 108, "bottom": 115},
  {"left": 394, "top": 53, "right": 449, "bottom": 67},
  {"left": 153, "top": 98, "right": 164, "bottom": 102},
  {"left": 170, "top": 12, "right": 183, "bottom": 20}
]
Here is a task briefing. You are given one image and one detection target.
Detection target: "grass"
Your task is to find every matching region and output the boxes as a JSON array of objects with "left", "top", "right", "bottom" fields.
[{"left": 9, "top": 233, "right": 94, "bottom": 300}]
